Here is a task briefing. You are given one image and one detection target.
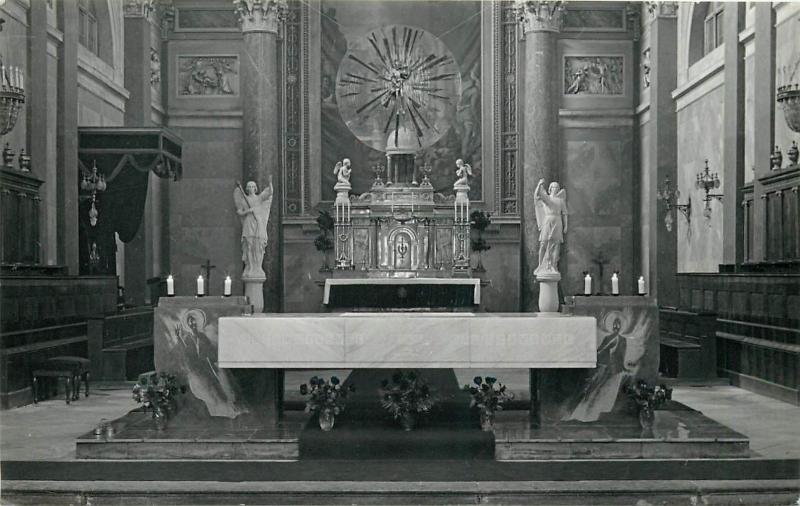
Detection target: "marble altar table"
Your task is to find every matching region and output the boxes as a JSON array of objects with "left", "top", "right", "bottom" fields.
[{"left": 217, "top": 313, "right": 596, "bottom": 369}]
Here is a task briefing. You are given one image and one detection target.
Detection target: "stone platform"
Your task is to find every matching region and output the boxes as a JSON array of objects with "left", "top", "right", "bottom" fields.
[{"left": 76, "top": 404, "right": 748, "bottom": 461}]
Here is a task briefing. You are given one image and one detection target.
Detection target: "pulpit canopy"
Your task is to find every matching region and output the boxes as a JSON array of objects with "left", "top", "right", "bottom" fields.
[{"left": 78, "top": 127, "right": 183, "bottom": 181}]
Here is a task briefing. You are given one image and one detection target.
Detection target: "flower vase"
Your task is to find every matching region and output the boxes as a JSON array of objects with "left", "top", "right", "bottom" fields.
[
  {"left": 319, "top": 408, "right": 335, "bottom": 432},
  {"left": 479, "top": 411, "right": 495, "bottom": 432},
  {"left": 153, "top": 407, "right": 168, "bottom": 431},
  {"left": 400, "top": 411, "right": 416, "bottom": 431},
  {"left": 638, "top": 406, "right": 655, "bottom": 431}
]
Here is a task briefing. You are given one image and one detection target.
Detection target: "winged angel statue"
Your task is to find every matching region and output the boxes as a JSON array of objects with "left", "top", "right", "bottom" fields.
[
  {"left": 454, "top": 159, "right": 472, "bottom": 187},
  {"left": 333, "top": 158, "right": 352, "bottom": 186},
  {"left": 534, "top": 178, "right": 568, "bottom": 277},
  {"left": 233, "top": 177, "right": 273, "bottom": 278}
]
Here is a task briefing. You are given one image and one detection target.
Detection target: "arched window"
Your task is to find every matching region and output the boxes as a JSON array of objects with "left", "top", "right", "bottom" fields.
[
  {"left": 703, "top": 2, "right": 724, "bottom": 56},
  {"left": 689, "top": 2, "right": 725, "bottom": 65},
  {"left": 78, "top": 0, "right": 99, "bottom": 56}
]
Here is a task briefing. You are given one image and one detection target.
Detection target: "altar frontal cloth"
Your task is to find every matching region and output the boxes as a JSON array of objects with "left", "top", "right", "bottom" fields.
[{"left": 218, "top": 313, "right": 596, "bottom": 369}]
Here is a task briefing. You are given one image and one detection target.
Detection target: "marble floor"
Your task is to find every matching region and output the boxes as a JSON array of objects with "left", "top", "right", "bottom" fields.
[{"left": 1, "top": 376, "right": 799, "bottom": 461}]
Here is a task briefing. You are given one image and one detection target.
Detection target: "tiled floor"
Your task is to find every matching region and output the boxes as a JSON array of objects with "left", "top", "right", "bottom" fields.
[{"left": 1, "top": 378, "right": 798, "bottom": 461}]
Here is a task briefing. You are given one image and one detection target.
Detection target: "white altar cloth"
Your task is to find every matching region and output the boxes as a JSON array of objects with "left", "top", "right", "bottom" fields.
[
  {"left": 322, "top": 278, "right": 481, "bottom": 305},
  {"left": 218, "top": 313, "right": 596, "bottom": 369}
]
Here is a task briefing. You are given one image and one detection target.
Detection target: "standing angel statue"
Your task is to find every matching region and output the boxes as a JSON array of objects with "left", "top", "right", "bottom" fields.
[
  {"left": 534, "top": 178, "right": 568, "bottom": 276},
  {"left": 454, "top": 159, "right": 472, "bottom": 187},
  {"left": 334, "top": 158, "right": 352, "bottom": 185},
  {"left": 234, "top": 177, "right": 273, "bottom": 279}
]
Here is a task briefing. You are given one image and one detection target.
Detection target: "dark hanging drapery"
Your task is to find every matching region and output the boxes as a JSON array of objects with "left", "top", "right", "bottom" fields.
[{"left": 77, "top": 127, "right": 183, "bottom": 275}]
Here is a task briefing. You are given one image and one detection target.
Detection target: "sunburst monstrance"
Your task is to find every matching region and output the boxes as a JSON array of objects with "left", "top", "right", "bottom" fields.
[{"left": 335, "top": 25, "right": 462, "bottom": 153}]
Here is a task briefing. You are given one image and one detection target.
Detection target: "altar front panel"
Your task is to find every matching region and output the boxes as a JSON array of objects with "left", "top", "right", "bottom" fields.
[{"left": 218, "top": 313, "right": 596, "bottom": 369}]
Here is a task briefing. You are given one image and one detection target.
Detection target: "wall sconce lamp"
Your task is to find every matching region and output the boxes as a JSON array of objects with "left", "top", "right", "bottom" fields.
[
  {"left": 695, "top": 159, "right": 723, "bottom": 219},
  {"left": 657, "top": 174, "right": 691, "bottom": 232},
  {"left": 79, "top": 160, "right": 107, "bottom": 227}
]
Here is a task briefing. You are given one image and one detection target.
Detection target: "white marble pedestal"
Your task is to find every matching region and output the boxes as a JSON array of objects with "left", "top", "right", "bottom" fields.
[
  {"left": 243, "top": 275, "right": 265, "bottom": 313},
  {"left": 536, "top": 272, "right": 561, "bottom": 313}
]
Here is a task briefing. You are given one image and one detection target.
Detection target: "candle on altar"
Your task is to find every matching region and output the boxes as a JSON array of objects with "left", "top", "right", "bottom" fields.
[
  {"left": 166, "top": 274, "right": 174, "bottom": 296},
  {"left": 611, "top": 272, "right": 619, "bottom": 295},
  {"left": 224, "top": 275, "right": 232, "bottom": 297},
  {"left": 583, "top": 273, "right": 592, "bottom": 295},
  {"left": 638, "top": 276, "right": 646, "bottom": 295},
  {"left": 196, "top": 274, "right": 205, "bottom": 296}
]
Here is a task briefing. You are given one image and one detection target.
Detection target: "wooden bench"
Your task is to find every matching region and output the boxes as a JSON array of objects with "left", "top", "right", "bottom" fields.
[
  {"left": 32, "top": 368, "right": 75, "bottom": 404},
  {"left": 47, "top": 356, "right": 90, "bottom": 397},
  {"left": 88, "top": 308, "right": 154, "bottom": 381},
  {"left": 659, "top": 308, "right": 717, "bottom": 379}
]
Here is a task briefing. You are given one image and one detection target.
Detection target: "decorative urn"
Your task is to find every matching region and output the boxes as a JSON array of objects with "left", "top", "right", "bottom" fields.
[
  {"left": 788, "top": 141, "right": 798, "bottom": 166},
  {"left": 2, "top": 143, "right": 13, "bottom": 167},
  {"left": 770, "top": 145, "right": 783, "bottom": 171}
]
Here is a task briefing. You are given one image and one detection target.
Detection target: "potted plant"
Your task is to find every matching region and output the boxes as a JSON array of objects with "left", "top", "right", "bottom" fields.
[
  {"left": 300, "top": 375, "right": 354, "bottom": 431},
  {"left": 314, "top": 210, "right": 335, "bottom": 271},
  {"left": 624, "top": 379, "right": 672, "bottom": 431},
  {"left": 380, "top": 370, "right": 436, "bottom": 431},
  {"left": 463, "top": 376, "right": 514, "bottom": 431},
  {"left": 132, "top": 371, "right": 185, "bottom": 431},
  {"left": 470, "top": 209, "right": 491, "bottom": 272}
]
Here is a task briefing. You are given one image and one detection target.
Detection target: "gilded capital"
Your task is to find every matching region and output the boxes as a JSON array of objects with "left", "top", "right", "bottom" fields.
[
  {"left": 516, "top": 0, "right": 564, "bottom": 35},
  {"left": 124, "top": 0, "right": 157, "bottom": 19},
  {"left": 234, "top": 0, "right": 288, "bottom": 34},
  {"left": 645, "top": 1, "right": 678, "bottom": 20}
]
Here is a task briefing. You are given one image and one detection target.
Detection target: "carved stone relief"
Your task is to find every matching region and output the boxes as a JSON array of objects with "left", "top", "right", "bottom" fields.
[
  {"left": 563, "top": 56, "right": 624, "bottom": 96},
  {"left": 177, "top": 56, "right": 239, "bottom": 96}
]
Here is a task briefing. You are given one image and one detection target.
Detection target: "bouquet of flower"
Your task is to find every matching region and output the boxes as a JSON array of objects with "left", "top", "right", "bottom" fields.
[
  {"left": 300, "top": 376, "right": 354, "bottom": 415},
  {"left": 132, "top": 371, "right": 185, "bottom": 418},
  {"left": 463, "top": 376, "right": 514, "bottom": 415},
  {"left": 379, "top": 370, "right": 436, "bottom": 420},
  {"left": 624, "top": 379, "right": 672, "bottom": 410}
]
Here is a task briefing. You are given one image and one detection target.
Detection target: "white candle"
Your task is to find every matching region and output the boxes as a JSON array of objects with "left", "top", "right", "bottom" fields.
[
  {"left": 166, "top": 274, "right": 174, "bottom": 296},
  {"left": 638, "top": 276, "right": 646, "bottom": 295},
  {"left": 196, "top": 275, "right": 204, "bottom": 296},
  {"left": 611, "top": 272, "right": 619, "bottom": 295},
  {"left": 584, "top": 273, "right": 592, "bottom": 295},
  {"left": 224, "top": 275, "right": 232, "bottom": 296}
]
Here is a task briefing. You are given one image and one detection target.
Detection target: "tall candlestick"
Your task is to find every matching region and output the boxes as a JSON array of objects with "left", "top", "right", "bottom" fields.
[
  {"left": 166, "top": 274, "right": 174, "bottom": 296},
  {"left": 638, "top": 276, "right": 646, "bottom": 295},
  {"left": 224, "top": 275, "right": 232, "bottom": 297},
  {"left": 611, "top": 272, "right": 619, "bottom": 295},
  {"left": 584, "top": 273, "right": 592, "bottom": 295},
  {"left": 197, "top": 274, "right": 205, "bottom": 296}
]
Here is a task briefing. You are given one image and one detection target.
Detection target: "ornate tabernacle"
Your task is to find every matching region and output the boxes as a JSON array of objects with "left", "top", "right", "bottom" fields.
[{"left": 331, "top": 133, "right": 474, "bottom": 279}]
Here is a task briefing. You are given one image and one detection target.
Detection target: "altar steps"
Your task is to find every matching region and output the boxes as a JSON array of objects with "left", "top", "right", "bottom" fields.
[
  {"left": 3, "top": 461, "right": 799, "bottom": 505},
  {"left": 3, "top": 479, "right": 799, "bottom": 505}
]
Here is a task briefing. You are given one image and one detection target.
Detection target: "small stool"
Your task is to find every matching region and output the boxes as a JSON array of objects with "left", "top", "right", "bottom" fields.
[
  {"left": 47, "top": 356, "right": 90, "bottom": 399},
  {"left": 32, "top": 368, "right": 75, "bottom": 404}
]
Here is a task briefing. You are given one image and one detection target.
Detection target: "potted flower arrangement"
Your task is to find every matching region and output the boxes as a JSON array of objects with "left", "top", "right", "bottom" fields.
[
  {"left": 380, "top": 370, "right": 436, "bottom": 431},
  {"left": 314, "top": 209, "right": 335, "bottom": 271},
  {"left": 463, "top": 376, "right": 514, "bottom": 431},
  {"left": 624, "top": 379, "right": 672, "bottom": 430},
  {"left": 300, "top": 375, "right": 354, "bottom": 431},
  {"left": 470, "top": 209, "right": 491, "bottom": 272},
  {"left": 132, "top": 371, "right": 185, "bottom": 431}
]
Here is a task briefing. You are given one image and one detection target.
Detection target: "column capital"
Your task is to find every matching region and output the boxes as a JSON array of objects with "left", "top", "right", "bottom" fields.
[
  {"left": 234, "top": 0, "right": 287, "bottom": 34},
  {"left": 645, "top": 1, "right": 678, "bottom": 21},
  {"left": 124, "top": 0, "right": 157, "bottom": 19},
  {"left": 515, "top": 0, "right": 564, "bottom": 35}
]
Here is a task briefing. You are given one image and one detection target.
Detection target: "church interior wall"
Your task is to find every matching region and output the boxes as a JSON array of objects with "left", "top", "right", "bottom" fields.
[
  {"left": 638, "top": 119, "right": 651, "bottom": 293},
  {"left": 675, "top": 84, "right": 725, "bottom": 273}
]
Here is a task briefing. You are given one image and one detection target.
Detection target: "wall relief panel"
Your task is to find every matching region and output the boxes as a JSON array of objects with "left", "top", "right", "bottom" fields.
[
  {"left": 563, "top": 56, "right": 624, "bottom": 96},
  {"left": 177, "top": 56, "right": 239, "bottom": 96}
]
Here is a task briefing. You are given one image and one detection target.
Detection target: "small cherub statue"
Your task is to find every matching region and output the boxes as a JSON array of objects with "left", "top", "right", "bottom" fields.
[
  {"left": 334, "top": 158, "right": 352, "bottom": 185},
  {"left": 454, "top": 159, "right": 472, "bottom": 187}
]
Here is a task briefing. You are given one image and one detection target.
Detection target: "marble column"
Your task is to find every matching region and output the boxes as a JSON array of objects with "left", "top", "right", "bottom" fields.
[
  {"left": 517, "top": 1, "right": 563, "bottom": 312},
  {"left": 57, "top": 0, "right": 79, "bottom": 274},
  {"left": 750, "top": 3, "right": 775, "bottom": 262},
  {"left": 123, "top": 0, "right": 156, "bottom": 306},
  {"left": 646, "top": 3, "right": 679, "bottom": 306},
  {"left": 235, "top": 0, "right": 286, "bottom": 312}
]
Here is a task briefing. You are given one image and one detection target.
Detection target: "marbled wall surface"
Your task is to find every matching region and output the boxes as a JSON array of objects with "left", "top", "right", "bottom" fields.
[
  {"left": 561, "top": 128, "right": 635, "bottom": 296},
  {"left": 743, "top": 39, "right": 755, "bottom": 183},
  {"left": 543, "top": 296, "right": 659, "bottom": 424},
  {"left": 639, "top": 121, "right": 651, "bottom": 288},
  {"left": 676, "top": 85, "right": 724, "bottom": 273},
  {"left": 168, "top": 127, "right": 243, "bottom": 297}
]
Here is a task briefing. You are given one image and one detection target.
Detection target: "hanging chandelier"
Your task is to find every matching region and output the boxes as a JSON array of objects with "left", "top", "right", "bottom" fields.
[{"left": 0, "top": 59, "right": 25, "bottom": 136}]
